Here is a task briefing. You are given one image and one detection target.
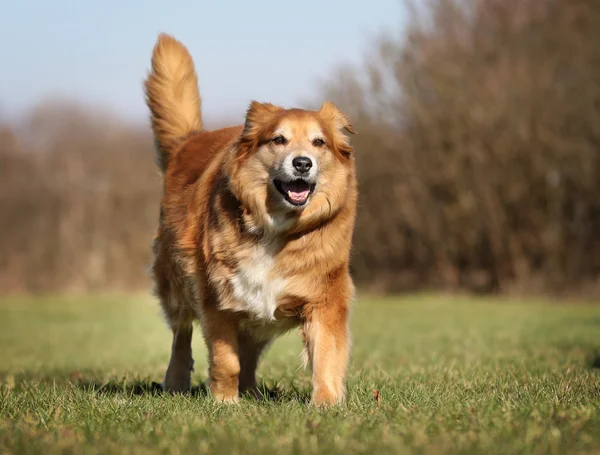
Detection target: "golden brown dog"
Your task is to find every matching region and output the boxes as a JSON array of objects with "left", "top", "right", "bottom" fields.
[{"left": 144, "top": 34, "right": 357, "bottom": 406}]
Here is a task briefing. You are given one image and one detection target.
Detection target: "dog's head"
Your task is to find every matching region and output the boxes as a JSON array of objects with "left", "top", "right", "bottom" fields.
[{"left": 227, "top": 101, "right": 356, "bottom": 234}]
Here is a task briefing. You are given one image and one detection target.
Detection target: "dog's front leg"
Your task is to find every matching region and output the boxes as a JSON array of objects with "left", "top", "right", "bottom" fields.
[
  {"left": 201, "top": 306, "right": 240, "bottom": 403},
  {"left": 303, "top": 298, "right": 350, "bottom": 407}
]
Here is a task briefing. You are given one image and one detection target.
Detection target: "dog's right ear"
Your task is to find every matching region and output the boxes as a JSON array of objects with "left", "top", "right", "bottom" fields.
[
  {"left": 236, "top": 101, "right": 283, "bottom": 159},
  {"left": 237, "top": 101, "right": 283, "bottom": 158},
  {"left": 242, "top": 101, "right": 282, "bottom": 136}
]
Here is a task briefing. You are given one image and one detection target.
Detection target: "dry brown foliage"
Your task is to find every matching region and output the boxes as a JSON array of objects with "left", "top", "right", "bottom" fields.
[
  {"left": 320, "top": 0, "right": 600, "bottom": 294},
  {"left": 0, "top": 101, "right": 161, "bottom": 293}
]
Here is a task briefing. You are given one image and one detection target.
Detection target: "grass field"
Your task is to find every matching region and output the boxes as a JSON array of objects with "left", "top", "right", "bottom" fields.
[{"left": 0, "top": 294, "right": 599, "bottom": 454}]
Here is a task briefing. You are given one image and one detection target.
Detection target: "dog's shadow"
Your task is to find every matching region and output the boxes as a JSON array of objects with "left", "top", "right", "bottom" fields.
[
  {"left": 588, "top": 352, "right": 600, "bottom": 370},
  {"left": 75, "top": 377, "right": 310, "bottom": 403}
]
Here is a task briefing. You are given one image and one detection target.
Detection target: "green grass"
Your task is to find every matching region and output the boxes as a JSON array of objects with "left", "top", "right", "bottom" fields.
[{"left": 0, "top": 294, "right": 599, "bottom": 454}]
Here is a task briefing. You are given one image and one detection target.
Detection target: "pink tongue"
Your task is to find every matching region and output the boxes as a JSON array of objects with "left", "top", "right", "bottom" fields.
[
  {"left": 288, "top": 190, "right": 310, "bottom": 203},
  {"left": 281, "top": 180, "right": 310, "bottom": 203}
]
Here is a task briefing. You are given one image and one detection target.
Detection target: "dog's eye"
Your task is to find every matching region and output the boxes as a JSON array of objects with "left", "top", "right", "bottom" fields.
[
  {"left": 272, "top": 135, "right": 287, "bottom": 146},
  {"left": 312, "top": 138, "right": 326, "bottom": 147}
]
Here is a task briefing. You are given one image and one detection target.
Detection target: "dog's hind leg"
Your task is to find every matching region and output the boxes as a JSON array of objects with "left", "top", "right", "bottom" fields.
[
  {"left": 153, "top": 240, "right": 196, "bottom": 393},
  {"left": 238, "top": 333, "right": 269, "bottom": 399},
  {"left": 158, "top": 284, "right": 195, "bottom": 393},
  {"left": 163, "top": 320, "right": 194, "bottom": 393}
]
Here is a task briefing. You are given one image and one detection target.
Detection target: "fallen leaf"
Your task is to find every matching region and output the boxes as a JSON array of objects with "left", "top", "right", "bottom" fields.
[
  {"left": 373, "top": 389, "right": 381, "bottom": 407},
  {"left": 306, "top": 419, "right": 320, "bottom": 431}
]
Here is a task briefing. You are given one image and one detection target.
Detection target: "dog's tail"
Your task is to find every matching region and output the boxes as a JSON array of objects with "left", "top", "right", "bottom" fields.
[{"left": 144, "top": 34, "right": 203, "bottom": 172}]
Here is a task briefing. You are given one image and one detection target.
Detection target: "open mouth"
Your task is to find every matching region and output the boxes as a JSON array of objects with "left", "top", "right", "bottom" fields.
[{"left": 273, "top": 179, "right": 316, "bottom": 206}]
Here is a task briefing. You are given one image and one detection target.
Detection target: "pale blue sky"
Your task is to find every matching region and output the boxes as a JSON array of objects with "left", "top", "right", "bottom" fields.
[{"left": 0, "top": 0, "right": 404, "bottom": 125}]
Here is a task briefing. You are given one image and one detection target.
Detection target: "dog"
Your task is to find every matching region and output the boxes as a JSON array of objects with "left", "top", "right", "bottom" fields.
[{"left": 144, "top": 34, "right": 357, "bottom": 406}]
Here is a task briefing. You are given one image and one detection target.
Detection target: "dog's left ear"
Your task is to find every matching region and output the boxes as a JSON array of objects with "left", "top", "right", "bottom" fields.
[{"left": 319, "top": 101, "right": 357, "bottom": 135}]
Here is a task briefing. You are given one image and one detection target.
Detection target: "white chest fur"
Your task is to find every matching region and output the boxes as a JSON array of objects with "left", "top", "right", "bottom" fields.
[{"left": 229, "top": 241, "right": 286, "bottom": 322}]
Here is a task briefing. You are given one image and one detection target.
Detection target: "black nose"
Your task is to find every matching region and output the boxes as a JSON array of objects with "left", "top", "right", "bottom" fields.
[{"left": 292, "top": 156, "right": 313, "bottom": 174}]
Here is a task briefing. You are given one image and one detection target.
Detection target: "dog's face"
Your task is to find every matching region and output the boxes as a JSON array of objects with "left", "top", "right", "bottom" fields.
[{"left": 228, "top": 101, "right": 356, "bottom": 233}]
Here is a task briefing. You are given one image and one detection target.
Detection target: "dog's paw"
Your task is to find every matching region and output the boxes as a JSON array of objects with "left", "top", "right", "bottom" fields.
[
  {"left": 211, "top": 393, "right": 240, "bottom": 404},
  {"left": 311, "top": 388, "right": 344, "bottom": 407},
  {"left": 162, "top": 372, "right": 191, "bottom": 394}
]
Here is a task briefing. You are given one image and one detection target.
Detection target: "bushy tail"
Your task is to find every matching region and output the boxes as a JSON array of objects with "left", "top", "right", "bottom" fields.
[{"left": 144, "top": 34, "right": 203, "bottom": 172}]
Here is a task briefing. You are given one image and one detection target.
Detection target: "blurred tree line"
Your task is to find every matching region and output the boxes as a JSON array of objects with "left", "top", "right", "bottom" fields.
[
  {"left": 0, "top": 104, "right": 160, "bottom": 293},
  {"left": 324, "top": 0, "right": 600, "bottom": 295},
  {"left": 1, "top": 0, "right": 598, "bottom": 296}
]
